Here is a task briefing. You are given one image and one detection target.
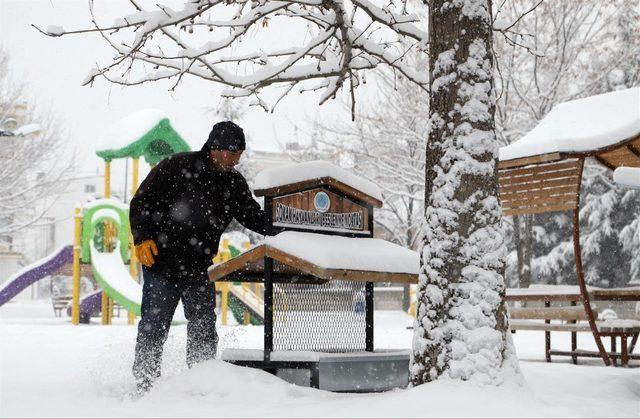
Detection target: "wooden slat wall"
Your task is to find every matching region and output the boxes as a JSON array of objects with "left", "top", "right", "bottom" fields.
[{"left": 499, "top": 159, "right": 581, "bottom": 216}]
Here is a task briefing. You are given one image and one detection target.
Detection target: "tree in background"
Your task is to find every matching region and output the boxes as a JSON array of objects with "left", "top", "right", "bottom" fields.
[
  {"left": 0, "top": 50, "right": 73, "bottom": 250},
  {"left": 295, "top": 65, "right": 427, "bottom": 251}
]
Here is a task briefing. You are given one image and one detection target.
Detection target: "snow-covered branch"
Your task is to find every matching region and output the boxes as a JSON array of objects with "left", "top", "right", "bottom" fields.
[{"left": 38, "top": 0, "right": 428, "bottom": 111}]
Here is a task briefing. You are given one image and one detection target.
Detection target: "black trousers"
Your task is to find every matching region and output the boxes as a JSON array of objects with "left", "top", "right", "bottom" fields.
[{"left": 133, "top": 268, "right": 218, "bottom": 385}]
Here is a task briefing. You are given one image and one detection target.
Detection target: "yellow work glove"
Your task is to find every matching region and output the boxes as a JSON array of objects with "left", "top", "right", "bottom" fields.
[{"left": 135, "top": 240, "right": 158, "bottom": 267}]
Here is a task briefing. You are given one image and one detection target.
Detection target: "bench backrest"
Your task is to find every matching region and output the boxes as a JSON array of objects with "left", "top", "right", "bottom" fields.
[{"left": 510, "top": 305, "right": 597, "bottom": 322}]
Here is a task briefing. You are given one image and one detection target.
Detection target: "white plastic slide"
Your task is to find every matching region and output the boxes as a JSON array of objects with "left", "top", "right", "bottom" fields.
[{"left": 90, "top": 243, "right": 142, "bottom": 315}]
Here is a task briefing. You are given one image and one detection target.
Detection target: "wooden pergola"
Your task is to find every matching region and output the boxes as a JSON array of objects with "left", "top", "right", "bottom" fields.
[{"left": 498, "top": 87, "right": 640, "bottom": 365}]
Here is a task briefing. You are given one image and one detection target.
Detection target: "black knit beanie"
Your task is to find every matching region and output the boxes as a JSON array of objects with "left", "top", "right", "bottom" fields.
[{"left": 202, "top": 121, "right": 246, "bottom": 152}]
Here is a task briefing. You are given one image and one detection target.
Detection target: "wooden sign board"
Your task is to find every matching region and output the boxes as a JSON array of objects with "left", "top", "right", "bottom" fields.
[{"left": 272, "top": 187, "right": 370, "bottom": 234}]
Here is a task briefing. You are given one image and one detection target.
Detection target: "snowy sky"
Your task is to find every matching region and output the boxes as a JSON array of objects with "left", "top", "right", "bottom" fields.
[{"left": 0, "top": 0, "right": 348, "bottom": 174}]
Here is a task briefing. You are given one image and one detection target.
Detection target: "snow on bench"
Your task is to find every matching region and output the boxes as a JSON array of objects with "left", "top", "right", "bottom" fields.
[{"left": 614, "top": 167, "right": 640, "bottom": 189}]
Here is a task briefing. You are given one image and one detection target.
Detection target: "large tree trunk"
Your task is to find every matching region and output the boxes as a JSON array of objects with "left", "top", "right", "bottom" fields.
[{"left": 410, "top": 0, "right": 519, "bottom": 384}]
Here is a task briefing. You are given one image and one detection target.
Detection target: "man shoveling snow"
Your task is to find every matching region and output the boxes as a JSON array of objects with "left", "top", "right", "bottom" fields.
[{"left": 129, "top": 121, "right": 265, "bottom": 394}]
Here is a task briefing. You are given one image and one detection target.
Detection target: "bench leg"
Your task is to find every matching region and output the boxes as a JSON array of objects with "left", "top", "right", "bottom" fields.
[
  {"left": 611, "top": 337, "right": 617, "bottom": 367},
  {"left": 621, "top": 336, "right": 629, "bottom": 367},
  {"left": 570, "top": 300, "right": 577, "bottom": 365},
  {"left": 545, "top": 330, "right": 551, "bottom": 362},
  {"left": 545, "top": 301, "right": 551, "bottom": 362}
]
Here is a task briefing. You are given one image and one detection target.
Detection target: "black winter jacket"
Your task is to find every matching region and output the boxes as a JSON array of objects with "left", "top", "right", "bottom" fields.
[{"left": 129, "top": 151, "right": 265, "bottom": 279}]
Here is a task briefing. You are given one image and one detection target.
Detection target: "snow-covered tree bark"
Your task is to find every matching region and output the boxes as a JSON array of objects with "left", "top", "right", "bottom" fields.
[{"left": 410, "top": 0, "right": 518, "bottom": 384}]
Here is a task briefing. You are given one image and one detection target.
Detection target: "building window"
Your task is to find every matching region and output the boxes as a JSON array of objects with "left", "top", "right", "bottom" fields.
[{"left": 84, "top": 184, "right": 96, "bottom": 193}]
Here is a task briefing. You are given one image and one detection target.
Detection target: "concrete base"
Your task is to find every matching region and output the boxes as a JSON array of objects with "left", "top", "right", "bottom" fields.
[{"left": 221, "top": 349, "right": 410, "bottom": 392}]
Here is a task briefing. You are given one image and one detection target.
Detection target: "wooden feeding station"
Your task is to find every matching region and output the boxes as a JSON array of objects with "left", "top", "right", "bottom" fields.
[
  {"left": 208, "top": 161, "right": 419, "bottom": 391},
  {"left": 499, "top": 87, "right": 640, "bottom": 366}
]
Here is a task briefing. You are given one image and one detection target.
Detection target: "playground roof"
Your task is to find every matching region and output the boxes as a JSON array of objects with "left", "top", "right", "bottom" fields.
[
  {"left": 208, "top": 231, "right": 419, "bottom": 284},
  {"left": 95, "top": 109, "right": 190, "bottom": 165},
  {"left": 253, "top": 160, "right": 384, "bottom": 207}
]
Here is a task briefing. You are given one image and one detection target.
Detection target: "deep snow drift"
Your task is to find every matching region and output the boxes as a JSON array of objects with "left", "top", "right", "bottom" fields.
[{"left": 1, "top": 301, "right": 638, "bottom": 418}]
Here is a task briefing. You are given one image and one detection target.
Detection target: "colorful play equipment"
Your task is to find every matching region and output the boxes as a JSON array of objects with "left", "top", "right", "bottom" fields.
[
  {"left": 214, "top": 238, "right": 264, "bottom": 326},
  {"left": 80, "top": 109, "right": 190, "bottom": 325},
  {"left": 69, "top": 199, "right": 141, "bottom": 325},
  {"left": 0, "top": 109, "right": 191, "bottom": 323},
  {"left": 0, "top": 245, "right": 74, "bottom": 307},
  {"left": 1, "top": 109, "right": 262, "bottom": 327}
]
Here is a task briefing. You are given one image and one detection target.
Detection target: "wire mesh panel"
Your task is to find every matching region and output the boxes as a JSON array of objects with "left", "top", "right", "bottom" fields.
[{"left": 273, "top": 280, "right": 367, "bottom": 352}]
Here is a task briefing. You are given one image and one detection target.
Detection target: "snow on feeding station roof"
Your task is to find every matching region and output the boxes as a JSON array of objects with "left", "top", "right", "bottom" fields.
[
  {"left": 208, "top": 231, "right": 419, "bottom": 284},
  {"left": 253, "top": 160, "right": 383, "bottom": 205},
  {"left": 265, "top": 231, "right": 419, "bottom": 275},
  {"left": 500, "top": 87, "right": 640, "bottom": 162},
  {"left": 614, "top": 167, "right": 640, "bottom": 189}
]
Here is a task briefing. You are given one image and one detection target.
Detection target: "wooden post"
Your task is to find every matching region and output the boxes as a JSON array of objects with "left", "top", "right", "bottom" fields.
[
  {"left": 572, "top": 158, "right": 611, "bottom": 366},
  {"left": 101, "top": 290, "right": 109, "bottom": 325},
  {"left": 545, "top": 300, "right": 551, "bottom": 362},
  {"left": 101, "top": 159, "right": 113, "bottom": 325},
  {"left": 571, "top": 300, "right": 578, "bottom": 364},
  {"left": 104, "top": 160, "right": 111, "bottom": 198},
  {"left": 263, "top": 198, "right": 274, "bottom": 362},
  {"left": 71, "top": 206, "right": 82, "bottom": 325},
  {"left": 128, "top": 158, "right": 140, "bottom": 325},
  {"left": 264, "top": 256, "right": 274, "bottom": 361},
  {"left": 221, "top": 283, "right": 229, "bottom": 326},
  {"left": 365, "top": 205, "right": 374, "bottom": 352}
]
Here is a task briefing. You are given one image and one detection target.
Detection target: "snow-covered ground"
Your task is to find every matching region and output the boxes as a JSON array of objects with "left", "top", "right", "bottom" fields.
[{"left": 1, "top": 300, "right": 638, "bottom": 418}]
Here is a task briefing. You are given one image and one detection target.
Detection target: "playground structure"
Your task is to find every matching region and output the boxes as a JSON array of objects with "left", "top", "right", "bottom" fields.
[
  {"left": 498, "top": 87, "right": 640, "bottom": 366},
  {"left": 212, "top": 237, "right": 264, "bottom": 326},
  {"left": 76, "top": 109, "right": 190, "bottom": 325},
  {"left": 0, "top": 109, "right": 265, "bottom": 326}
]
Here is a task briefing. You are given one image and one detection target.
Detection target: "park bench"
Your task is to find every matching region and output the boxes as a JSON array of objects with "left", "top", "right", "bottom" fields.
[
  {"left": 508, "top": 294, "right": 640, "bottom": 367},
  {"left": 51, "top": 295, "right": 73, "bottom": 317}
]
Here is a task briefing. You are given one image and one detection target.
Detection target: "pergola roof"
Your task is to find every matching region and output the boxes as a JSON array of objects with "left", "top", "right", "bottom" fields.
[
  {"left": 95, "top": 109, "right": 190, "bottom": 165},
  {"left": 500, "top": 87, "right": 640, "bottom": 167},
  {"left": 208, "top": 231, "right": 419, "bottom": 284},
  {"left": 498, "top": 88, "right": 640, "bottom": 217}
]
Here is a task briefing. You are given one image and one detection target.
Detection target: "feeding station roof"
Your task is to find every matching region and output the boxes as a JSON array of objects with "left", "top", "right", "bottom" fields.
[
  {"left": 209, "top": 160, "right": 416, "bottom": 283},
  {"left": 498, "top": 87, "right": 640, "bottom": 366},
  {"left": 95, "top": 109, "right": 190, "bottom": 165}
]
